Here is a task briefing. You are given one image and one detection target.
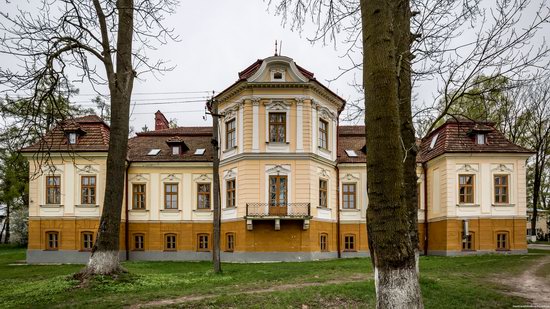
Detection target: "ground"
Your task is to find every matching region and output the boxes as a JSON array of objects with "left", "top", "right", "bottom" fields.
[{"left": 0, "top": 245, "right": 549, "bottom": 308}]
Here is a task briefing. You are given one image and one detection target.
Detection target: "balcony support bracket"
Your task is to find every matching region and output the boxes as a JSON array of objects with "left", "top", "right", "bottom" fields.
[
  {"left": 274, "top": 219, "right": 281, "bottom": 231},
  {"left": 247, "top": 219, "right": 253, "bottom": 231}
]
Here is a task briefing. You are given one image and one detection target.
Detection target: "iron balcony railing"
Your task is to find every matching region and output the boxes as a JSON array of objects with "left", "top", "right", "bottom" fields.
[{"left": 246, "top": 203, "right": 311, "bottom": 218}]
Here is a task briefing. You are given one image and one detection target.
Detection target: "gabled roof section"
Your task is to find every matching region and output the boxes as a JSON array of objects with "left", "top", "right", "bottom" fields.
[
  {"left": 21, "top": 115, "right": 110, "bottom": 152},
  {"left": 128, "top": 127, "right": 213, "bottom": 162},
  {"left": 417, "top": 119, "right": 533, "bottom": 163}
]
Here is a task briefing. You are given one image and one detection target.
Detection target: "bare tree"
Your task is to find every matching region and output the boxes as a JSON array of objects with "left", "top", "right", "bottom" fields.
[{"left": 0, "top": 0, "right": 178, "bottom": 277}]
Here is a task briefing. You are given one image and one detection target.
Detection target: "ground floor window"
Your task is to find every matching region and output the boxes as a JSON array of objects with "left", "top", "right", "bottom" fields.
[
  {"left": 165, "top": 234, "right": 177, "bottom": 251},
  {"left": 81, "top": 232, "right": 94, "bottom": 251},
  {"left": 461, "top": 232, "right": 474, "bottom": 251},
  {"left": 134, "top": 234, "right": 145, "bottom": 251},
  {"left": 46, "top": 231, "right": 59, "bottom": 250},
  {"left": 344, "top": 234, "right": 356, "bottom": 251},
  {"left": 496, "top": 232, "right": 509, "bottom": 250},
  {"left": 320, "top": 233, "right": 328, "bottom": 252},
  {"left": 225, "top": 233, "right": 235, "bottom": 252},
  {"left": 198, "top": 234, "right": 209, "bottom": 251}
]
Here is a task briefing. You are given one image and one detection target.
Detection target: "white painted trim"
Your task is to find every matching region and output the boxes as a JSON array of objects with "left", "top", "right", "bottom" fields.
[
  {"left": 252, "top": 98, "right": 260, "bottom": 152},
  {"left": 246, "top": 56, "right": 309, "bottom": 83},
  {"left": 264, "top": 164, "right": 292, "bottom": 214},
  {"left": 238, "top": 102, "right": 244, "bottom": 154},
  {"left": 296, "top": 99, "right": 304, "bottom": 151}
]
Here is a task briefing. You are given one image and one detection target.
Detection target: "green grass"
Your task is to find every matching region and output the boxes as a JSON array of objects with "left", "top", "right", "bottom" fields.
[{"left": 0, "top": 245, "right": 544, "bottom": 308}]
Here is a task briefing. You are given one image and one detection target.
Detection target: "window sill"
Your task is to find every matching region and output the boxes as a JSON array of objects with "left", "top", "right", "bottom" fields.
[
  {"left": 492, "top": 203, "right": 515, "bottom": 207},
  {"left": 75, "top": 204, "right": 99, "bottom": 208},
  {"left": 223, "top": 207, "right": 237, "bottom": 211},
  {"left": 40, "top": 204, "right": 64, "bottom": 208},
  {"left": 317, "top": 206, "right": 331, "bottom": 210},
  {"left": 194, "top": 209, "right": 213, "bottom": 212},
  {"left": 160, "top": 209, "right": 181, "bottom": 213},
  {"left": 266, "top": 141, "right": 290, "bottom": 144},
  {"left": 318, "top": 146, "right": 331, "bottom": 154},
  {"left": 130, "top": 209, "right": 149, "bottom": 212},
  {"left": 456, "top": 204, "right": 480, "bottom": 207},
  {"left": 340, "top": 208, "right": 360, "bottom": 212},
  {"left": 223, "top": 146, "right": 238, "bottom": 153}
]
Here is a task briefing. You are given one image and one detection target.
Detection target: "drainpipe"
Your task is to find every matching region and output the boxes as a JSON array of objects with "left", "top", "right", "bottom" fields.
[
  {"left": 336, "top": 122, "right": 341, "bottom": 258},
  {"left": 423, "top": 162, "right": 429, "bottom": 256},
  {"left": 124, "top": 160, "right": 130, "bottom": 261}
]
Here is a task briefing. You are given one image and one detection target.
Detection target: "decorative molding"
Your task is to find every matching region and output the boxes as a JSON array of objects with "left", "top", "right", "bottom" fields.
[
  {"left": 76, "top": 164, "right": 99, "bottom": 174},
  {"left": 264, "top": 99, "right": 292, "bottom": 110},
  {"left": 492, "top": 164, "right": 513, "bottom": 173},
  {"left": 318, "top": 106, "right": 336, "bottom": 121},
  {"left": 341, "top": 173, "right": 360, "bottom": 181},
  {"left": 251, "top": 97, "right": 261, "bottom": 106},
  {"left": 223, "top": 168, "right": 237, "bottom": 180},
  {"left": 193, "top": 173, "right": 212, "bottom": 183},
  {"left": 41, "top": 164, "right": 63, "bottom": 173},
  {"left": 318, "top": 168, "right": 330, "bottom": 179},
  {"left": 457, "top": 164, "right": 479, "bottom": 173},
  {"left": 129, "top": 173, "right": 150, "bottom": 182},
  {"left": 265, "top": 164, "right": 291, "bottom": 175},
  {"left": 161, "top": 173, "right": 181, "bottom": 182}
]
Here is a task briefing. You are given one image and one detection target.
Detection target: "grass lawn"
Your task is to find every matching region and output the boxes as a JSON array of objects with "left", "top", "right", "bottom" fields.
[{"left": 0, "top": 245, "right": 546, "bottom": 308}]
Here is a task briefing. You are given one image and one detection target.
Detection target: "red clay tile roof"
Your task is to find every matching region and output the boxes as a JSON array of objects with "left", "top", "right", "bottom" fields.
[
  {"left": 128, "top": 127, "right": 213, "bottom": 162},
  {"left": 21, "top": 115, "right": 110, "bottom": 152},
  {"left": 417, "top": 119, "right": 533, "bottom": 163},
  {"left": 337, "top": 125, "right": 367, "bottom": 164}
]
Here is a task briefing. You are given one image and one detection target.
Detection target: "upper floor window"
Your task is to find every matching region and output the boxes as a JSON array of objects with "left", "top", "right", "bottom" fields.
[
  {"left": 81, "top": 176, "right": 96, "bottom": 204},
  {"left": 46, "top": 231, "right": 59, "bottom": 250},
  {"left": 226, "top": 179, "right": 236, "bottom": 208},
  {"left": 164, "top": 183, "right": 178, "bottom": 209},
  {"left": 81, "top": 232, "right": 94, "bottom": 251},
  {"left": 197, "top": 183, "right": 211, "bottom": 209},
  {"left": 458, "top": 175, "right": 475, "bottom": 204},
  {"left": 494, "top": 175, "right": 509, "bottom": 204},
  {"left": 319, "top": 119, "right": 328, "bottom": 149},
  {"left": 132, "top": 184, "right": 146, "bottom": 209},
  {"left": 226, "top": 119, "right": 236, "bottom": 149},
  {"left": 172, "top": 146, "right": 180, "bottom": 155},
  {"left": 319, "top": 179, "right": 328, "bottom": 208},
  {"left": 68, "top": 132, "right": 77, "bottom": 144},
  {"left": 269, "top": 112, "right": 286, "bottom": 143},
  {"left": 476, "top": 133, "right": 485, "bottom": 145},
  {"left": 46, "top": 176, "right": 61, "bottom": 204},
  {"left": 269, "top": 175, "right": 288, "bottom": 207},
  {"left": 342, "top": 183, "right": 356, "bottom": 209}
]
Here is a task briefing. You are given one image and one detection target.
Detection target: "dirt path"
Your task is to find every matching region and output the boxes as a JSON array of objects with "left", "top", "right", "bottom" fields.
[
  {"left": 129, "top": 274, "right": 369, "bottom": 308},
  {"left": 502, "top": 255, "right": 550, "bottom": 306}
]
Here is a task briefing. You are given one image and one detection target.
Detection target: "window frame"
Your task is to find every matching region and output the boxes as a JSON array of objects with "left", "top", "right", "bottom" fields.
[
  {"left": 320, "top": 233, "right": 329, "bottom": 252},
  {"left": 81, "top": 231, "right": 94, "bottom": 251},
  {"left": 46, "top": 175, "right": 61, "bottom": 205},
  {"left": 268, "top": 112, "right": 286, "bottom": 143},
  {"left": 197, "top": 233, "right": 210, "bottom": 252},
  {"left": 342, "top": 183, "right": 357, "bottom": 209},
  {"left": 461, "top": 232, "right": 474, "bottom": 251},
  {"left": 496, "top": 232, "right": 509, "bottom": 251},
  {"left": 319, "top": 179, "right": 328, "bottom": 208},
  {"left": 80, "top": 175, "right": 97, "bottom": 205},
  {"left": 133, "top": 233, "right": 145, "bottom": 251},
  {"left": 319, "top": 119, "right": 329, "bottom": 150},
  {"left": 164, "top": 183, "right": 179, "bottom": 209},
  {"left": 344, "top": 234, "right": 356, "bottom": 252},
  {"left": 494, "top": 174, "right": 509, "bottom": 204},
  {"left": 197, "top": 183, "right": 211, "bottom": 209},
  {"left": 269, "top": 175, "right": 288, "bottom": 206},
  {"left": 458, "top": 174, "right": 475, "bottom": 204},
  {"left": 132, "top": 184, "right": 146, "bottom": 209},
  {"left": 68, "top": 132, "right": 77, "bottom": 144},
  {"left": 226, "top": 179, "right": 236, "bottom": 208},
  {"left": 225, "top": 118, "right": 236, "bottom": 149},
  {"left": 46, "top": 231, "right": 59, "bottom": 250},
  {"left": 225, "top": 232, "right": 235, "bottom": 252},
  {"left": 164, "top": 233, "right": 177, "bottom": 251}
]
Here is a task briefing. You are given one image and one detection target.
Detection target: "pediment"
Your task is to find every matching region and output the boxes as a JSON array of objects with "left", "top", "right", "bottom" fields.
[{"left": 247, "top": 56, "right": 309, "bottom": 83}]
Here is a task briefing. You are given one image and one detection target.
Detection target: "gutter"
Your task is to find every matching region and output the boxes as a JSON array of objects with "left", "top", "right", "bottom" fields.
[
  {"left": 125, "top": 160, "right": 130, "bottom": 261},
  {"left": 422, "top": 162, "right": 429, "bottom": 256}
]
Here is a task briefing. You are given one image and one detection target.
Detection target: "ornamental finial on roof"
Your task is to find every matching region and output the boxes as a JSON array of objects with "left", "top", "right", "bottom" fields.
[{"left": 274, "top": 40, "right": 278, "bottom": 56}]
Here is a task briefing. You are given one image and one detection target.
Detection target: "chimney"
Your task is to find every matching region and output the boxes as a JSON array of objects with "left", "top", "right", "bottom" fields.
[{"left": 155, "top": 110, "right": 169, "bottom": 131}]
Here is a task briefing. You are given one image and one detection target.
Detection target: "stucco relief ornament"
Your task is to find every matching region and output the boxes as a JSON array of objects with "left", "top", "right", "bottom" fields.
[
  {"left": 494, "top": 164, "right": 513, "bottom": 172},
  {"left": 318, "top": 168, "right": 330, "bottom": 178},
  {"left": 195, "top": 174, "right": 211, "bottom": 182},
  {"left": 224, "top": 168, "right": 237, "bottom": 180},
  {"left": 343, "top": 173, "right": 360, "bottom": 181},
  {"left": 266, "top": 165, "right": 291, "bottom": 175},
  {"left": 251, "top": 97, "right": 261, "bottom": 106}
]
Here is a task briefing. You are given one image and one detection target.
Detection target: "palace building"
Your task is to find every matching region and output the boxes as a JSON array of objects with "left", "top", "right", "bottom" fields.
[{"left": 22, "top": 55, "right": 532, "bottom": 263}]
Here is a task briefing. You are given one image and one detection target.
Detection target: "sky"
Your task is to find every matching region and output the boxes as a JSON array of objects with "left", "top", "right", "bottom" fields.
[{"left": 1, "top": 0, "right": 548, "bottom": 132}]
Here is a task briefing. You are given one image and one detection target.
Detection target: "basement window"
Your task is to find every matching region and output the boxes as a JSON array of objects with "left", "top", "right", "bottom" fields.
[
  {"left": 194, "top": 148, "right": 205, "bottom": 156},
  {"left": 147, "top": 149, "right": 161, "bottom": 156},
  {"left": 345, "top": 149, "right": 358, "bottom": 157}
]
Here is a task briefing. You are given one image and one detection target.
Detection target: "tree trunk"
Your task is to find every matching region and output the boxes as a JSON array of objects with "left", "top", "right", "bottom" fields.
[
  {"left": 4, "top": 203, "right": 9, "bottom": 244},
  {"left": 0, "top": 217, "right": 6, "bottom": 243},
  {"left": 361, "top": 0, "right": 423, "bottom": 307},
  {"left": 531, "top": 153, "right": 541, "bottom": 237},
  {"left": 80, "top": 0, "right": 135, "bottom": 277},
  {"left": 212, "top": 101, "right": 222, "bottom": 273}
]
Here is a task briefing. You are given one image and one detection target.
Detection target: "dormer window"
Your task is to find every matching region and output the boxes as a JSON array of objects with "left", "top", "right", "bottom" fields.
[
  {"left": 68, "top": 132, "right": 77, "bottom": 144},
  {"left": 166, "top": 137, "right": 188, "bottom": 155},
  {"left": 476, "top": 134, "right": 485, "bottom": 145},
  {"left": 270, "top": 69, "right": 285, "bottom": 82},
  {"left": 274, "top": 72, "right": 283, "bottom": 80},
  {"left": 172, "top": 146, "right": 180, "bottom": 155}
]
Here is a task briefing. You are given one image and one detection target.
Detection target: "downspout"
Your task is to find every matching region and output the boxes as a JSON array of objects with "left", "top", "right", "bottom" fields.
[
  {"left": 336, "top": 120, "right": 341, "bottom": 258},
  {"left": 423, "top": 162, "right": 429, "bottom": 256},
  {"left": 125, "top": 160, "right": 130, "bottom": 261}
]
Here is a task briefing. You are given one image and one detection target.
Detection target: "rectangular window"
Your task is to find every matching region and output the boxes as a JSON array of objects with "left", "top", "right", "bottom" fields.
[
  {"left": 81, "top": 176, "right": 96, "bottom": 204},
  {"left": 319, "top": 179, "right": 328, "bottom": 208},
  {"left": 46, "top": 176, "right": 61, "bottom": 204},
  {"left": 226, "top": 233, "right": 235, "bottom": 252},
  {"left": 459, "top": 175, "right": 475, "bottom": 204},
  {"left": 496, "top": 233, "right": 508, "bottom": 250},
  {"left": 132, "top": 184, "right": 146, "bottom": 209},
  {"left": 226, "top": 179, "right": 236, "bottom": 208},
  {"left": 494, "top": 175, "right": 509, "bottom": 204},
  {"left": 165, "top": 234, "right": 177, "bottom": 251},
  {"left": 269, "top": 175, "right": 288, "bottom": 206},
  {"left": 461, "top": 232, "right": 473, "bottom": 251},
  {"left": 319, "top": 119, "right": 328, "bottom": 149},
  {"left": 68, "top": 132, "right": 77, "bottom": 144},
  {"left": 226, "top": 119, "right": 236, "bottom": 149},
  {"left": 269, "top": 112, "right": 286, "bottom": 143},
  {"left": 198, "top": 234, "right": 209, "bottom": 251},
  {"left": 197, "top": 183, "right": 211, "bottom": 209},
  {"left": 320, "top": 233, "right": 328, "bottom": 252},
  {"left": 172, "top": 146, "right": 180, "bottom": 155},
  {"left": 342, "top": 184, "right": 356, "bottom": 209},
  {"left": 344, "top": 235, "right": 356, "bottom": 251},
  {"left": 46, "top": 231, "right": 59, "bottom": 250},
  {"left": 134, "top": 234, "right": 144, "bottom": 250},
  {"left": 82, "top": 232, "right": 94, "bottom": 251},
  {"left": 164, "top": 183, "right": 178, "bottom": 209}
]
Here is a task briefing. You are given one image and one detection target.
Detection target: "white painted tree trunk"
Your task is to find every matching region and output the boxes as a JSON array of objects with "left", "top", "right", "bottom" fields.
[
  {"left": 86, "top": 251, "right": 122, "bottom": 275},
  {"left": 375, "top": 265, "right": 423, "bottom": 309}
]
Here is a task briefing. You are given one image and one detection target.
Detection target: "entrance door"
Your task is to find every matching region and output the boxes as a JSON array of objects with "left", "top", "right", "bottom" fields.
[{"left": 269, "top": 175, "right": 287, "bottom": 216}]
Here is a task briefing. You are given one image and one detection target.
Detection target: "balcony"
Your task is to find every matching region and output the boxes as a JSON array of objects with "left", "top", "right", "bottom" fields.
[{"left": 245, "top": 203, "right": 312, "bottom": 231}]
